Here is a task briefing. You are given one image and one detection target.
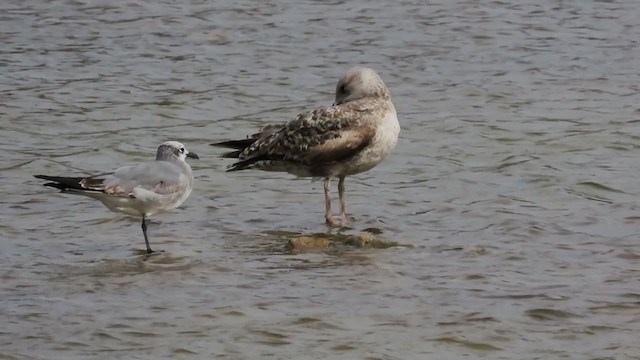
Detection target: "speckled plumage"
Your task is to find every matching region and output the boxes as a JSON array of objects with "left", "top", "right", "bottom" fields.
[{"left": 213, "top": 67, "right": 400, "bottom": 225}]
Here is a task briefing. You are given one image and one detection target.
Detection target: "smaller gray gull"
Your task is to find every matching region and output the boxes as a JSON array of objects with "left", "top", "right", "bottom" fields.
[
  {"left": 212, "top": 67, "right": 400, "bottom": 226},
  {"left": 34, "top": 141, "right": 199, "bottom": 254}
]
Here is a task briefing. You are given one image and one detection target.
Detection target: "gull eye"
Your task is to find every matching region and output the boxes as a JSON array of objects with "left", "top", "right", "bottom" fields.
[{"left": 180, "top": 147, "right": 185, "bottom": 153}]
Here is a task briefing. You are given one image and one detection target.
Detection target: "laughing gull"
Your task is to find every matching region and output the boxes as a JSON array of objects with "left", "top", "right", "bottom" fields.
[
  {"left": 212, "top": 67, "right": 400, "bottom": 226},
  {"left": 34, "top": 141, "right": 199, "bottom": 254}
]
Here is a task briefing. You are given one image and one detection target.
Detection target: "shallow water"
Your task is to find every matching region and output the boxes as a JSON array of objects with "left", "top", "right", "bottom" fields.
[{"left": 2, "top": 0, "right": 640, "bottom": 358}]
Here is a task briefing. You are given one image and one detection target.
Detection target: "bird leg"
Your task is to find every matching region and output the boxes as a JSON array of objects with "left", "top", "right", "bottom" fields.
[
  {"left": 323, "top": 177, "right": 333, "bottom": 224},
  {"left": 324, "top": 176, "right": 352, "bottom": 226},
  {"left": 333, "top": 175, "right": 352, "bottom": 225},
  {"left": 141, "top": 215, "right": 154, "bottom": 254},
  {"left": 338, "top": 176, "right": 348, "bottom": 218}
]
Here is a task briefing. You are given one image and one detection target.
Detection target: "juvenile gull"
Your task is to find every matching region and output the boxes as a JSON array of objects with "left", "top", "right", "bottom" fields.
[
  {"left": 212, "top": 67, "right": 400, "bottom": 226},
  {"left": 34, "top": 141, "right": 199, "bottom": 254}
]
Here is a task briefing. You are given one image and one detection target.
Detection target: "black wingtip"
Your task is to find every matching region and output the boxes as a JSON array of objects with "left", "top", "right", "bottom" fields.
[
  {"left": 225, "top": 157, "right": 261, "bottom": 172},
  {"left": 211, "top": 139, "right": 247, "bottom": 149},
  {"left": 225, "top": 163, "right": 241, "bottom": 172},
  {"left": 42, "top": 182, "right": 68, "bottom": 191},
  {"left": 220, "top": 150, "right": 242, "bottom": 159},
  {"left": 33, "top": 175, "right": 87, "bottom": 191},
  {"left": 212, "top": 139, "right": 255, "bottom": 159}
]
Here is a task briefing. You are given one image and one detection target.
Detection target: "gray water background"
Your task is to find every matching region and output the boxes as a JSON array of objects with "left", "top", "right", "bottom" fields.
[{"left": 1, "top": 0, "right": 640, "bottom": 358}]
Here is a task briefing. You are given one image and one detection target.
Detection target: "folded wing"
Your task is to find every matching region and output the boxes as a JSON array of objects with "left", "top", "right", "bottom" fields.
[
  {"left": 35, "top": 161, "right": 186, "bottom": 198},
  {"left": 224, "top": 106, "right": 376, "bottom": 171}
]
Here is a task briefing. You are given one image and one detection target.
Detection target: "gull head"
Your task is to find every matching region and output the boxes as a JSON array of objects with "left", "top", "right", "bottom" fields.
[
  {"left": 156, "top": 141, "right": 199, "bottom": 161},
  {"left": 334, "top": 67, "right": 390, "bottom": 106}
]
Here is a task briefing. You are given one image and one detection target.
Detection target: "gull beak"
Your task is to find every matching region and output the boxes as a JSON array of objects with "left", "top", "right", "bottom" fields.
[{"left": 186, "top": 152, "right": 199, "bottom": 160}]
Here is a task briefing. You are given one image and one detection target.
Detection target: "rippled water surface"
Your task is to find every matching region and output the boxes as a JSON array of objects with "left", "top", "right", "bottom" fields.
[{"left": 2, "top": 0, "right": 640, "bottom": 358}]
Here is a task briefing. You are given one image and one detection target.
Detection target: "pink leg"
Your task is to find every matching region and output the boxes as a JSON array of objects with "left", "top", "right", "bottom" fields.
[
  {"left": 338, "top": 176, "right": 347, "bottom": 217},
  {"left": 324, "top": 177, "right": 333, "bottom": 224},
  {"left": 333, "top": 176, "right": 351, "bottom": 225},
  {"left": 324, "top": 176, "right": 352, "bottom": 226}
]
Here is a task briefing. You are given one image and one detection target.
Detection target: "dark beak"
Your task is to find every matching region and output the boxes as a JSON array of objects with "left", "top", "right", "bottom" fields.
[{"left": 187, "top": 152, "right": 199, "bottom": 160}]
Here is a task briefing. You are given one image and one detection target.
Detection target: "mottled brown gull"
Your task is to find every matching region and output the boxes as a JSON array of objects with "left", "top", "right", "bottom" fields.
[
  {"left": 212, "top": 67, "right": 400, "bottom": 226},
  {"left": 34, "top": 141, "right": 199, "bottom": 254}
]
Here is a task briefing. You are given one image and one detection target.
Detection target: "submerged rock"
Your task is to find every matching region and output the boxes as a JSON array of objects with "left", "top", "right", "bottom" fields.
[
  {"left": 286, "top": 232, "right": 413, "bottom": 252},
  {"left": 287, "top": 236, "right": 332, "bottom": 252},
  {"left": 344, "top": 232, "right": 411, "bottom": 249}
]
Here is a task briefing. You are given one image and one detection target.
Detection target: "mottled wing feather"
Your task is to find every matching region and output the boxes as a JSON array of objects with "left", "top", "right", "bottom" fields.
[
  {"left": 298, "top": 127, "right": 375, "bottom": 163},
  {"left": 239, "top": 105, "right": 376, "bottom": 165}
]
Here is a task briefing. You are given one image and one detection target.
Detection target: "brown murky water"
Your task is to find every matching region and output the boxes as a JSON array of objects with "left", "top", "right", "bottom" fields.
[{"left": 2, "top": 0, "right": 640, "bottom": 358}]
